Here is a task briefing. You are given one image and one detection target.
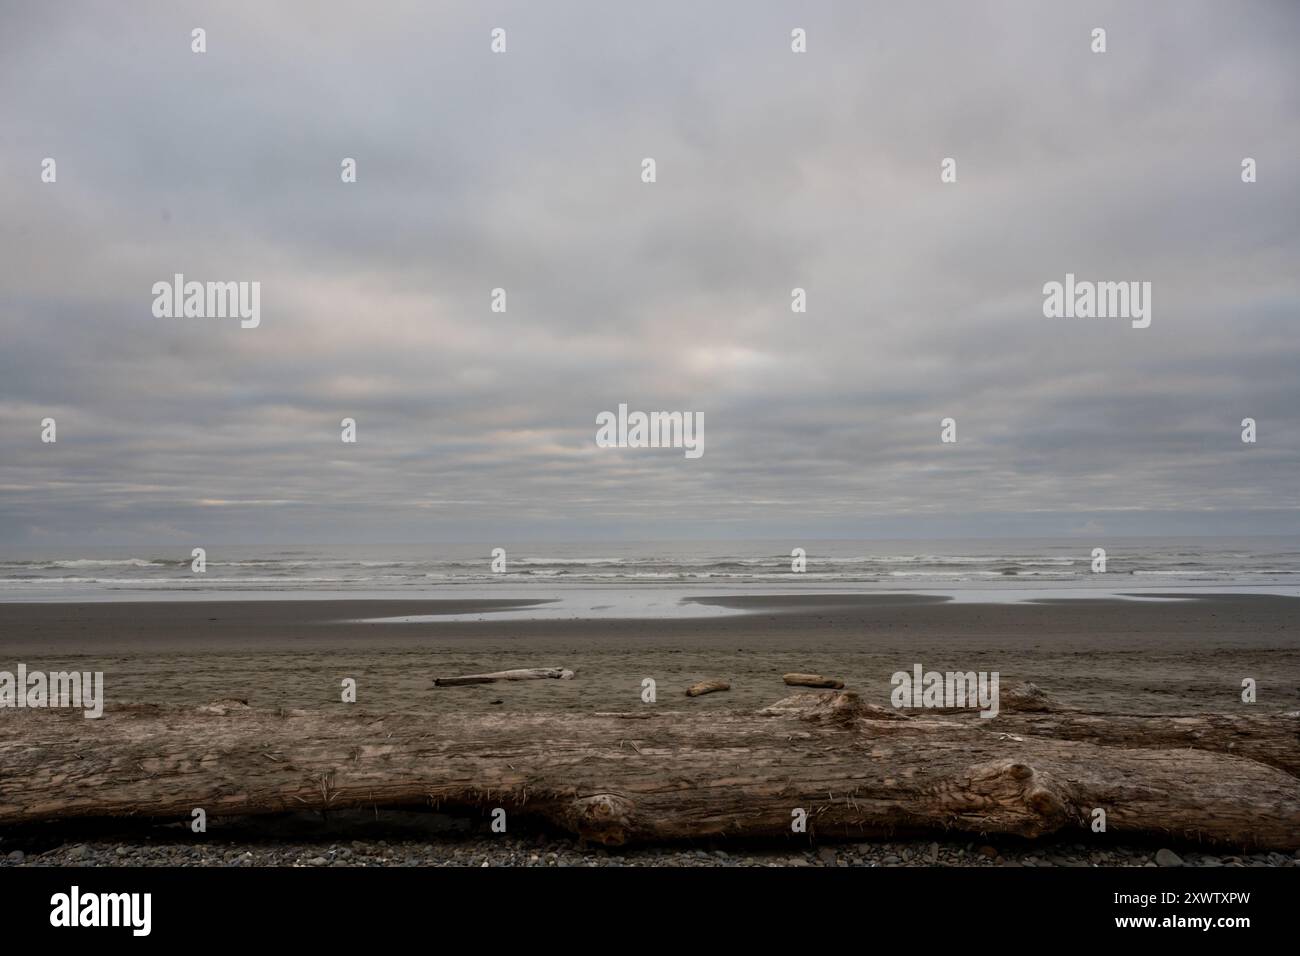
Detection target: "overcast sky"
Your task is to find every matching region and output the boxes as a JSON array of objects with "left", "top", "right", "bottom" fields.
[{"left": 2, "top": 0, "right": 1298, "bottom": 548}]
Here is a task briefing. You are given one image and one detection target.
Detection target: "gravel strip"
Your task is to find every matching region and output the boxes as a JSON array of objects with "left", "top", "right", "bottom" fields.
[{"left": 4, "top": 836, "right": 1297, "bottom": 868}]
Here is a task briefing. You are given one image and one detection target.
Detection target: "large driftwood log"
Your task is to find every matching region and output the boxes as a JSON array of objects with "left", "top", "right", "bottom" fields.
[
  {"left": 983, "top": 711, "right": 1300, "bottom": 778},
  {"left": 908, "top": 683, "right": 1300, "bottom": 777},
  {"left": 0, "top": 692, "right": 1296, "bottom": 849}
]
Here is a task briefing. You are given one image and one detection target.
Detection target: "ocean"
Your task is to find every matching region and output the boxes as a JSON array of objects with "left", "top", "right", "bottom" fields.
[{"left": 2, "top": 537, "right": 1299, "bottom": 608}]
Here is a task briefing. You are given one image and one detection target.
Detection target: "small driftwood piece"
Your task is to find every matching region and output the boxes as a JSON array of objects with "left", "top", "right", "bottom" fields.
[
  {"left": 783, "top": 673, "right": 844, "bottom": 689},
  {"left": 435, "top": 667, "right": 574, "bottom": 687},
  {"left": 685, "top": 679, "right": 731, "bottom": 697}
]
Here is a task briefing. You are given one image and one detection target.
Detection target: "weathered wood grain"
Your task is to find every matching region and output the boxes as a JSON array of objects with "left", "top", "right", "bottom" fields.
[{"left": 1, "top": 692, "right": 1296, "bottom": 849}]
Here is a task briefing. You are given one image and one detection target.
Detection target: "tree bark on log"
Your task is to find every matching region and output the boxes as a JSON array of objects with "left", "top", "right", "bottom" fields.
[{"left": 0, "top": 692, "right": 1296, "bottom": 850}]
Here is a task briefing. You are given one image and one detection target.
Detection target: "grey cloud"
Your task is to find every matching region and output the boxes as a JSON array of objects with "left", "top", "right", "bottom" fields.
[{"left": 1, "top": 0, "right": 1298, "bottom": 547}]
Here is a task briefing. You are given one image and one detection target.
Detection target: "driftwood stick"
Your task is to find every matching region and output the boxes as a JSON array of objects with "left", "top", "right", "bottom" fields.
[
  {"left": 0, "top": 693, "right": 1296, "bottom": 849},
  {"left": 685, "top": 679, "right": 730, "bottom": 697},
  {"left": 783, "top": 673, "right": 845, "bottom": 689},
  {"left": 434, "top": 667, "right": 574, "bottom": 686}
]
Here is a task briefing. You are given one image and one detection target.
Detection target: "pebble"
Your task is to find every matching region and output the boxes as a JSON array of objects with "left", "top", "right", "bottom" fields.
[{"left": 1155, "top": 848, "right": 1184, "bottom": 867}]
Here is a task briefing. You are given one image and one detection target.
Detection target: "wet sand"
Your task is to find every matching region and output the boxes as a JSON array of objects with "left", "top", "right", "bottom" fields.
[{"left": 1, "top": 592, "right": 1296, "bottom": 715}]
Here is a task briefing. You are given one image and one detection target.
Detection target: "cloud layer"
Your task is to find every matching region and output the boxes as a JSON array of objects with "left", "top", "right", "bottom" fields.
[{"left": 2, "top": 0, "right": 1298, "bottom": 546}]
